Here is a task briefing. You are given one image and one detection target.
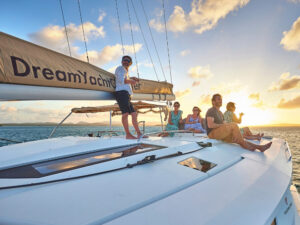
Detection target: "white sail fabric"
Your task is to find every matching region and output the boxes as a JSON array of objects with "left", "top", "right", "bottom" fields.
[{"left": 0, "top": 32, "right": 175, "bottom": 101}]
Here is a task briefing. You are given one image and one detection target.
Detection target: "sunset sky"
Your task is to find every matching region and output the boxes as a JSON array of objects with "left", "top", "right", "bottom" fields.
[{"left": 0, "top": 0, "right": 300, "bottom": 126}]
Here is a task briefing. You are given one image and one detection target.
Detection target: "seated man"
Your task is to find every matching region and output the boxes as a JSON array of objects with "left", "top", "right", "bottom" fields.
[{"left": 205, "top": 94, "right": 272, "bottom": 152}]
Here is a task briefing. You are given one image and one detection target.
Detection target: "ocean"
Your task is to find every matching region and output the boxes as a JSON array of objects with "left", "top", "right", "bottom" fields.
[{"left": 0, "top": 125, "right": 299, "bottom": 190}]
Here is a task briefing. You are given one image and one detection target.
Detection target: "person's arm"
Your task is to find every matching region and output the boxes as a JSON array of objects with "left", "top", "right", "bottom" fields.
[
  {"left": 232, "top": 113, "right": 242, "bottom": 124},
  {"left": 179, "top": 113, "right": 183, "bottom": 124},
  {"left": 130, "top": 77, "right": 139, "bottom": 82},
  {"left": 185, "top": 115, "right": 193, "bottom": 124},
  {"left": 198, "top": 116, "right": 202, "bottom": 123},
  {"left": 116, "top": 67, "right": 137, "bottom": 85},
  {"left": 168, "top": 112, "right": 174, "bottom": 125},
  {"left": 124, "top": 77, "right": 137, "bottom": 85},
  {"left": 206, "top": 117, "right": 223, "bottom": 129}
]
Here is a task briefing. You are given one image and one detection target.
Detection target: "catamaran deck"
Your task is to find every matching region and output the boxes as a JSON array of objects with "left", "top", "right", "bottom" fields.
[{"left": 0, "top": 133, "right": 297, "bottom": 225}]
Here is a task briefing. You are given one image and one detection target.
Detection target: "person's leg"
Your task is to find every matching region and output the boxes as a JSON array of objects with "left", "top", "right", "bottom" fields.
[
  {"left": 245, "top": 141, "right": 272, "bottom": 152},
  {"left": 243, "top": 127, "right": 253, "bottom": 136},
  {"left": 122, "top": 113, "right": 136, "bottom": 139},
  {"left": 244, "top": 135, "right": 261, "bottom": 140},
  {"left": 230, "top": 124, "right": 272, "bottom": 151},
  {"left": 131, "top": 112, "right": 142, "bottom": 135},
  {"left": 243, "top": 127, "right": 264, "bottom": 139}
]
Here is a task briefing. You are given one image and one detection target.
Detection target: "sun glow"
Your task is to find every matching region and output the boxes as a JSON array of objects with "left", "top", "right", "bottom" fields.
[{"left": 223, "top": 92, "right": 273, "bottom": 126}]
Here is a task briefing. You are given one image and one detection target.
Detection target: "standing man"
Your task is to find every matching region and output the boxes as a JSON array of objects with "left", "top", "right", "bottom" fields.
[
  {"left": 206, "top": 93, "right": 272, "bottom": 152},
  {"left": 115, "top": 55, "right": 145, "bottom": 139}
]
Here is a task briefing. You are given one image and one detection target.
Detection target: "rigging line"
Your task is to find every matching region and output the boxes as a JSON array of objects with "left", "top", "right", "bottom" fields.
[
  {"left": 130, "top": 0, "right": 159, "bottom": 81},
  {"left": 126, "top": 0, "right": 140, "bottom": 78},
  {"left": 162, "top": 0, "right": 173, "bottom": 84},
  {"left": 140, "top": 0, "right": 167, "bottom": 81},
  {"left": 77, "top": 0, "right": 90, "bottom": 63},
  {"left": 59, "top": 0, "right": 72, "bottom": 57},
  {"left": 115, "top": 0, "right": 125, "bottom": 55}
]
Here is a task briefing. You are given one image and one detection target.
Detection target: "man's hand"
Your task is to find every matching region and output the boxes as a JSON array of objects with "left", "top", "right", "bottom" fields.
[{"left": 131, "top": 77, "right": 139, "bottom": 82}]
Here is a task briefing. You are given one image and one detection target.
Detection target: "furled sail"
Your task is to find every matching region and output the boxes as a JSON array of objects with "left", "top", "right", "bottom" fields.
[{"left": 0, "top": 32, "right": 175, "bottom": 101}]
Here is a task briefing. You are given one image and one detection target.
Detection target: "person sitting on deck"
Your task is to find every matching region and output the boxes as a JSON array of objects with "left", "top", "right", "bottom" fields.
[
  {"left": 114, "top": 55, "right": 148, "bottom": 139},
  {"left": 159, "top": 101, "right": 183, "bottom": 137},
  {"left": 224, "top": 102, "right": 263, "bottom": 141},
  {"left": 184, "top": 106, "right": 206, "bottom": 133},
  {"left": 205, "top": 94, "right": 272, "bottom": 152}
]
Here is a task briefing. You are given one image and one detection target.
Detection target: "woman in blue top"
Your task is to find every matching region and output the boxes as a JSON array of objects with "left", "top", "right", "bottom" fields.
[
  {"left": 159, "top": 102, "right": 183, "bottom": 137},
  {"left": 184, "top": 106, "right": 206, "bottom": 133}
]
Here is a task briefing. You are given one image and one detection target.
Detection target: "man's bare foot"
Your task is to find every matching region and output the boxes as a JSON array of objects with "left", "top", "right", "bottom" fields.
[
  {"left": 258, "top": 142, "right": 272, "bottom": 152},
  {"left": 126, "top": 134, "right": 137, "bottom": 139},
  {"left": 245, "top": 143, "right": 256, "bottom": 151}
]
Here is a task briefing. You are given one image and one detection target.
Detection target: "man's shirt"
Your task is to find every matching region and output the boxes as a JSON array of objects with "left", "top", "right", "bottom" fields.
[
  {"left": 115, "top": 66, "right": 133, "bottom": 95},
  {"left": 205, "top": 107, "right": 224, "bottom": 135}
]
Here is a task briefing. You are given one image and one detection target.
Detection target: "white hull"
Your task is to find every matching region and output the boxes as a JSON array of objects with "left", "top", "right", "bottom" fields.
[{"left": 0, "top": 134, "right": 298, "bottom": 225}]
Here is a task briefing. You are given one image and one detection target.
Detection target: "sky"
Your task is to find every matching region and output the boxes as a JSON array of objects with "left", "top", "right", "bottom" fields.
[{"left": 0, "top": 0, "right": 300, "bottom": 126}]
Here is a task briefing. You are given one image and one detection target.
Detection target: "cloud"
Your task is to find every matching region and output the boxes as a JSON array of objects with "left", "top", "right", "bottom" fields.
[
  {"left": 251, "top": 100, "right": 264, "bottom": 108},
  {"left": 30, "top": 22, "right": 105, "bottom": 45},
  {"left": 123, "top": 23, "right": 139, "bottom": 31},
  {"left": 175, "top": 89, "right": 191, "bottom": 98},
  {"left": 0, "top": 104, "right": 17, "bottom": 113},
  {"left": 180, "top": 49, "right": 190, "bottom": 56},
  {"left": 85, "top": 43, "right": 142, "bottom": 66},
  {"left": 29, "top": 22, "right": 105, "bottom": 57},
  {"left": 150, "top": 0, "right": 250, "bottom": 34},
  {"left": 149, "top": 10, "right": 164, "bottom": 32},
  {"left": 249, "top": 93, "right": 260, "bottom": 100},
  {"left": 168, "top": 6, "right": 188, "bottom": 32},
  {"left": 210, "top": 81, "right": 242, "bottom": 95},
  {"left": 130, "top": 62, "right": 153, "bottom": 73},
  {"left": 188, "top": 65, "right": 213, "bottom": 79},
  {"left": 269, "top": 72, "right": 300, "bottom": 91},
  {"left": 277, "top": 95, "right": 300, "bottom": 108},
  {"left": 192, "top": 81, "right": 201, "bottom": 87},
  {"left": 98, "top": 11, "right": 106, "bottom": 22},
  {"left": 280, "top": 16, "right": 300, "bottom": 52},
  {"left": 199, "top": 94, "right": 211, "bottom": 105},
  {"left": 29, "top": 20, "right": 143, "bottom": 67}
]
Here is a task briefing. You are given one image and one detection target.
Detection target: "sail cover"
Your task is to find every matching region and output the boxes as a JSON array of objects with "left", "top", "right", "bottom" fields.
[
  {"left": 0, "top": 32, "right": 174, "bottom": 99},
  {"left": 71, "top": 101, "right": 169, "bottom": 117}
]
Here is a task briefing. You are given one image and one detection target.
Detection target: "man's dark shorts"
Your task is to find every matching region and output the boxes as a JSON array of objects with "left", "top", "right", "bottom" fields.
[{"left": 115, "top": 90, "right": 135, "bottom": 114}]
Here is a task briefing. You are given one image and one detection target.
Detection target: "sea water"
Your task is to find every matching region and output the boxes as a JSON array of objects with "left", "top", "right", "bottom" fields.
[{"left": 0, "top": 125, "right": 299, "bottom": 190}]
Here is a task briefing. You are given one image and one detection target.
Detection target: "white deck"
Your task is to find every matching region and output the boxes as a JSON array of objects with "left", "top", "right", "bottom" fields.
[{"left": 0, "top": 134, "right": 297, "bottom": 225}]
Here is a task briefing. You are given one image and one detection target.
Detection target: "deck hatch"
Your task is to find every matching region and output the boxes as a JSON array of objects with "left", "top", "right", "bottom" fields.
[
  {"left": 178, "top": 157, "right": 217, "bottom": 172},
  {"left": 0, "top": 143, "right": 164, "bottom": 178}
]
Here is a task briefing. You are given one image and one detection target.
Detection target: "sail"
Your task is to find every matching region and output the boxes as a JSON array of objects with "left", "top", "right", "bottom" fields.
[{"left": 0, "top": 32, "right": 175, "bottom": 101}]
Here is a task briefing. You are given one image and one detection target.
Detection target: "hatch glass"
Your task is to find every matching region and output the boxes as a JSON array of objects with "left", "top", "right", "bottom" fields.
[
  {"left": 178, "top": 157, "right": 217, "bottom": 172},
  {"left": 0, "top": 143, "right": 164, "bottom": 178}
]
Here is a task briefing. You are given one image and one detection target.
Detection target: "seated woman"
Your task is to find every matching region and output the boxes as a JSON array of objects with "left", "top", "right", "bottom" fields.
[
  {"left": 224, "top": 102, "right": 263, "bottom": 140},
  {"left": 159, "top": 101, "right": 183, "bottom": 137},
  {"left": 184, "top": 106, "right": 206, "bottom": 133}
]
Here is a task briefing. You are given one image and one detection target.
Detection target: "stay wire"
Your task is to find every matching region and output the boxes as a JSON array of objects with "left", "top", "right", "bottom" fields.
[
  {"left": 130, "top": 0, "right": 159, "bottom": 81},
  {"left": 115, "top": 0, "right": 125, "bottom": 55},
  {"left": 77, "top": 0, "right": 90, "bottom": 63},
  {"left": 140, "top": 0, "right": 167, "bottom": 81},
  {"left": 126, "top": 0, "right": 140, "bottom": 78},
  {"left": 162, "top": 0, "right": 173, "bottom": 84},
  {"left": 59, "top": 0, "right": 72, "bottom": 57}
]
